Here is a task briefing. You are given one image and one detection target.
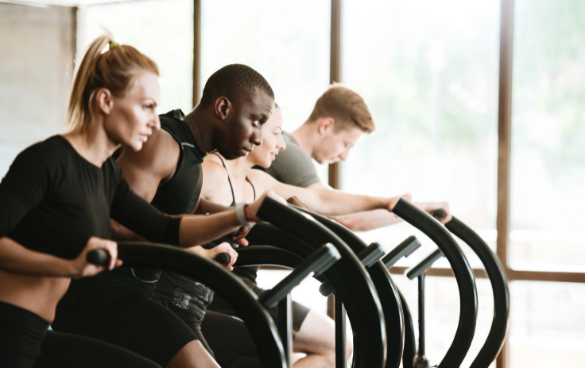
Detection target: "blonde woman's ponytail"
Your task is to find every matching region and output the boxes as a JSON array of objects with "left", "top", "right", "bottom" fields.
[{"left": 66, "top": 35, "right": 159, "bottom": 134}]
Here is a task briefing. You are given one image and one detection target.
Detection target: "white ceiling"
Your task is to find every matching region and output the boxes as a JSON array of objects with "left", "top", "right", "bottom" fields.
[{"left": 1, "top": 0, "right": 135, "bottom": 7}]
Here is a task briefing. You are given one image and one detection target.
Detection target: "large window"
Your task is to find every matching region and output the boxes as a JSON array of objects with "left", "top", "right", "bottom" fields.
[
  {"left": 194, "top": 1, "right": 585, "bottom": 366},
  {"left": 341, "top": 0, "right": 501, "bottom": 365},
  {"left": 199, "top": 0, "right": 332, "bottom": 315},
  {"left": 507, "top": 0, "right": 585, "bottom": 365},
  {"left": 80, "top": 0, "right": 194, "bottom": 114},
  {"left": 200, "top": 0, "right": 330, "bottom": 132},
  {"left": 510, "top": 0, "right": 585, "bottom": 272},
  {"left": 341, "top": 0, "right": 500, "bottom": 263},
  {"left": 508, "top": 281, "right": 585, "bottom": 367}
]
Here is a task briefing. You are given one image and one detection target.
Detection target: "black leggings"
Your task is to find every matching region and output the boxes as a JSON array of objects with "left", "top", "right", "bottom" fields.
[
  {"left": 35, "top": 331, "right": 161, "bottom": 368},
  {"left": 0, "top": 301, "right": 160, "bottom": 368},
  {"left": 167, "top": 306, "right": 259, "bottom": 368},
  {"left": 53, "top": 270, "right": 197, "bottom": 366},
  {"left": 201, "top": 311, "right": 261, "bottom": 368}
]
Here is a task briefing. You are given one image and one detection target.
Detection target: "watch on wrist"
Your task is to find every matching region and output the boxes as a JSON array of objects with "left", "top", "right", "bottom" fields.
[{"left": 235, "top": 202, "right": 255, "bottom": 228}]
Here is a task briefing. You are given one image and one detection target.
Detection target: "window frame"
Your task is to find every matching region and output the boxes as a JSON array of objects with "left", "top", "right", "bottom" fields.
[{"left": 191, "top": 1, "right": 585, "bottom": 368}]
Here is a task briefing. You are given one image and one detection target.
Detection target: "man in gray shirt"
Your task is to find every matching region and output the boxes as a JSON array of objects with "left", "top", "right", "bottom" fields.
[
  {"left": 257, "top": 86, "right": 450, "bottom": 367},
  {"left": 265, "top": 131, "right": 322, "bottom": 188},
  {"left": 265, "top": 85, "right": 370, "bottom": 190}
]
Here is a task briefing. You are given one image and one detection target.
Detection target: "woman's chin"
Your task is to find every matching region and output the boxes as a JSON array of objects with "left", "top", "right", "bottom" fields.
[
  {"left": 128, "top": 141, "right": 143, "bottom": 152},
  {"left": 261, "top": 159, "right": 272, "bottom": 169}
]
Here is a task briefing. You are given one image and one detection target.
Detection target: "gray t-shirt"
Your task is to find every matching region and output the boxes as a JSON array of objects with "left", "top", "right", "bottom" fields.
[{"left": 264, "top": 131, "right": 321, "bottom": 188}]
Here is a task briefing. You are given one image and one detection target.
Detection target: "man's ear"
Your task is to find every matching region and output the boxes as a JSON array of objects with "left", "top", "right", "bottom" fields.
[
  {"left": 95, "top": 88, "right": 113, "bottom": 115},
  {"left": 317, "top": 117, "right": 335, "bottom": 135},
  {"left": 215, "top": 97, "right": 232, "bottom": 120}
]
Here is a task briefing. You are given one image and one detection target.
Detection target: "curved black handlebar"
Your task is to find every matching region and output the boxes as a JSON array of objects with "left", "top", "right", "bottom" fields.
[
  {"left": 88, "top": 242, "right": 286, "bottom": 368},
  {"left": 392, "top": 198, "right": 477, "bottom": 368},
  {"left": 235, "top": 246, "right": 304, "bottom": 269},
  {"left": 88, "top": 248, "right": 233, "bottom": 267},
  {"left": 439, "top": 216, "right": 510, "bottom": 368},
  {"left": 294, "top": 206, "right": 405, "bottom": 368},
  {"left": 253, "top": 197, "right": 387, "bottom": 368}
]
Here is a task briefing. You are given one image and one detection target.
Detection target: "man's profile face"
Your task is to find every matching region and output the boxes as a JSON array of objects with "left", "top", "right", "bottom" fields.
[
  {"left": 216, "top": 88, "right": 274, "bottom": 160},
  {"left": 313, "top": 124, "right": 363, "bottom": 164}
]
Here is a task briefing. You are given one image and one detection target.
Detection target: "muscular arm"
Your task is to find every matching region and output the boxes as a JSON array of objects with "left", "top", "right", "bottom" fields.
[
  {"left": 177, "top": 211, "right": 241, "bottom": 246},
  {"left": 195, "top": 198, "right": 232, "bottom": 215},
  {"left": 289, "top": 180, "right": 451, "bottom": 231},
  {"left": 305, "top": 178, "right": 402, "bottom": 231},
  {"left": 111, "top": 130, "right": 181, "bottom": 241},
  {"left": 113, "top": 131, "right": 247, "bottom": 247},
  {"left": 117, "top": 130, "right": 179, "bottom": 202},
  {"left": 331, "top": 210, "right": 402, "bottom": 232},
  {"left": 248, "top": 170, "right": 398, "bottom": 216},
  {"left": 332, "top": 200, "right": 451, "bottom": 231}
]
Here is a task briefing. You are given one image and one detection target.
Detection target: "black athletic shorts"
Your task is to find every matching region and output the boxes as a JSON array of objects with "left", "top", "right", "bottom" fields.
[
  {"left": 208, "top": 276, "right": 310, "bottom": 332},
  {"left": 53, "top": 268, "right": 197, "bottom": 367}
]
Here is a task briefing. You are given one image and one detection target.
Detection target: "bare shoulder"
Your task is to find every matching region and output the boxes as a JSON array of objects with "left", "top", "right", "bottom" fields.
[
  {"left": 201, "top": 158, "right": 229, "bottom": 188},
  {"left": 118, "top": 129, "right": 179, "bottom": 179},
  {"left": 202, "top": 157, "right": 227, "bottom": 179},
  {"left": 247, "top": 169, "right": 277, "bottom": 186},
  {"left": 201, "top": 157, "right": 233, "bottom": 201},
  {"left": 203, "top": 153, "right": 224, "bottom": 166},
  {"left": 247, "top": 169, "right": 277, "bottom": 194}
]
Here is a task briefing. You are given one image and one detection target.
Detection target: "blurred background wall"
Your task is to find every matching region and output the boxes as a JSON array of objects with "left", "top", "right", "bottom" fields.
[{"left": 0, "top": 3, "right": 75, "bottom": 175}]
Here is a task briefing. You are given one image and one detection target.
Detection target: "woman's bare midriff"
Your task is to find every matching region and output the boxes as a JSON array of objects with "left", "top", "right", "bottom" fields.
[{"left": 0, "top": 269, "right": 71, "bottom": 322}]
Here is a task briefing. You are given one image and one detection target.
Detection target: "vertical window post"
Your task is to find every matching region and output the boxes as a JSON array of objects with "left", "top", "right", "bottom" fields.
[
  {"left": 328, "top": 0, "right": 342, "bottom": 319},
  {"left": 496, "top": 0, "right": 514, "bottom": 367},
  {"left": 193, "top": 0, "right": 202, "bottom": 109}
]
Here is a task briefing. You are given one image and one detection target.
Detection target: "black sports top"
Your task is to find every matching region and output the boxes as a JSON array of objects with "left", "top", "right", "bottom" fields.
[
  {"left": 151, "top": 110, "right": 206, "bottom": 214},
  {"left": 128, "top": 109, "right": 207, "bottom": 282},
  {"left": 0, "top": 135, "right": 181, "bottom": 260},
  {"left": 154, "top": 154, "right": 256, "bottom": 318},
  {"left": 220, "top": 156, "right": 260, "bottom": 283}
]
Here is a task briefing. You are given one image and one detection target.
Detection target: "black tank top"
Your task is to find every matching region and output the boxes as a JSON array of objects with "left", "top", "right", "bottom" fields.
[
  {"left": 151, "top": 109, "right": 206, "bottom": 214},
  {"left": 131, "top": 109, "right": 207, "bottom": 282},
  {"left": 210, "top": 154, "right": 260, "bottom": 284},
  {"left": 153, "top": 155, "right": 256, "bottom": 319},
  {"left": 212, "top": 153, "right": 256, "bottom": 206}
]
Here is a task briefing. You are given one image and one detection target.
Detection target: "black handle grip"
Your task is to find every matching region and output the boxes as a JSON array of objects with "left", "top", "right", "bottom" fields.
[
  {"left": 319, "top": 241, "right": 386, "bottom": 297},
  {"left": 358, "top": 242, "right": 387, "bottom": 269},
  {"left": 86, "top": 249, "right": 111, "bottom": 266},
  {"left": 216, "top": 253, "right": 230, "bottom": 265},
  {"left": 434, "top": 208, "right": 446, "bottom": 220},
  {"left": 382, "top": 235, "right": 422, "bottom": 269},
  {"left": 406, "top": 249, "right": 444, "bottom": 280},
  {"left": 260, "top": 243, "right": 341, "bottom": 309}
]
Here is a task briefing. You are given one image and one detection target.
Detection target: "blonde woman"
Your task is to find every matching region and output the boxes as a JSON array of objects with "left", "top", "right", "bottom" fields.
[{"left": 0, "top": 36, "right": 272, "bottom": 368}]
